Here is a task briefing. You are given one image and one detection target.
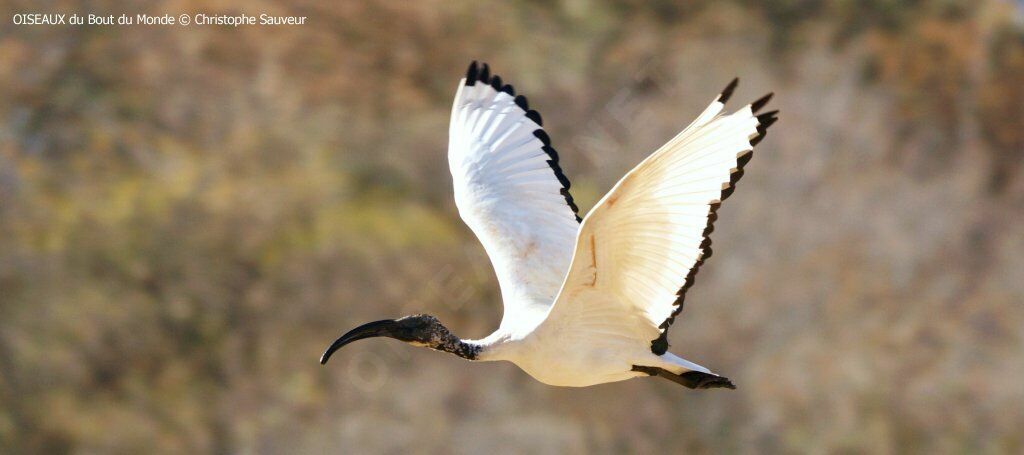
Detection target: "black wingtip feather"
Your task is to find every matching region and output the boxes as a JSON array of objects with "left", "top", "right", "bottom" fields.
[
  {"left": 465, "top": 61, "right": 479, "bottom": 85},
  {"left": 719, "top": 78, "right": 739, "bottom": 103},
  {"left": 525, "top": 110, "right": 542, "bottom": 125},
  {"left": 737, "top": 150, "right": 753, "bottom": 167},
  {"left": 649, "top": 103, "right": 780, "bottom": 355},
  {"left": 514, "top": 95, "right": 529, "bottom": 110},
  {"left": 751, "top": 92, "right": 773, "bottom": 113},
  {"left": 542, "top": 145, "right": 559, "bottom": 162},
  {"left": 533, "top": 130, "right": 551, "bottom": 146},
  {"left": 479, "top": 63, "right": 491, "bottom": 83},
  {"left": 757, "top": 110, "right": 779, "bottom": 128},
  {"left": 750, "top": 110, "right": 779, "bottom": 146},
  {"left": 462, "top": 62, "right": 582, "bottom": 225},
  {"left": 551, "top": 166, "right": 571, "bottom": 187}
]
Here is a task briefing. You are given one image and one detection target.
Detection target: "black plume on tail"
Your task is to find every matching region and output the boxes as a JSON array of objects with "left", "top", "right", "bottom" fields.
[{"left": 632, "top": 365, "right": 736, "bottom": 390}]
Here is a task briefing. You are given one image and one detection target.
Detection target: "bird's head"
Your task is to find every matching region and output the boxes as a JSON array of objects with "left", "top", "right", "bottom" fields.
[{"left": 320, "top": 314, "right": 469, "bottom": 364}]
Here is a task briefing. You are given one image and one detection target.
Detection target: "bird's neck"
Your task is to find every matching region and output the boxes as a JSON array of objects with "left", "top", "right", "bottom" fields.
[
  {"left": 421, "top": 322, "right": 490, "bottom": 360},
  {"left": 430, "top": 334, "right": 483, "bottom": 360},
  {"left": 458, "top": 330, "right": 513, "bottom": 362},
  {"left": 423, "top": 323, "right": 512, "bottom": 362}
]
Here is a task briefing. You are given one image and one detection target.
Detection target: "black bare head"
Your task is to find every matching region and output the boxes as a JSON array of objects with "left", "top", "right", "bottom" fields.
[{"left": 320, "top": 314, "right": 479, "bottom": 364}]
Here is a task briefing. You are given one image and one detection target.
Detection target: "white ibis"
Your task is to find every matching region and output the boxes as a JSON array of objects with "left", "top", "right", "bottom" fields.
[{"left": 321, "top": 62, "right": 777, "bottom": 389}]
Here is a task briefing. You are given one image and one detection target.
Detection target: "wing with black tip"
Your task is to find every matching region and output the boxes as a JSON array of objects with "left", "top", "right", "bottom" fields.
[
  {"left": 541, "top": 79, "right": 778, "bottom": 356},
  {"left": 448, "top": 61, "right": 582, "bottom": 333}
]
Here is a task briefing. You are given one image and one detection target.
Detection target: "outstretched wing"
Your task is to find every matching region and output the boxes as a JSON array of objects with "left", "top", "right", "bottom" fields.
[
  {"left": 449, "top": 62, "right": 581, "bottom": 333},
  {"left": 543, "top": 80, "right": 777, "bottom": 355}
]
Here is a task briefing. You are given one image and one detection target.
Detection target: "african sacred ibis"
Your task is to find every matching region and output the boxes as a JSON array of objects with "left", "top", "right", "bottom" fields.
[{"left": 321, "top": 62, "right": 777, "bottom": 389}]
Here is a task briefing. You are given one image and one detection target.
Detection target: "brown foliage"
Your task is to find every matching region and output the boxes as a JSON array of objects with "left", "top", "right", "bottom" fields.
[{"left": 1, "top": 0, "right": 1022, "bottom": 452}]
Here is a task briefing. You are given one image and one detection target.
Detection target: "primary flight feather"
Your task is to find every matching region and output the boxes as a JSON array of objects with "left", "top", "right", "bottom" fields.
[{"left": 321, "top": 61, "right": 778, "bottom": 390}]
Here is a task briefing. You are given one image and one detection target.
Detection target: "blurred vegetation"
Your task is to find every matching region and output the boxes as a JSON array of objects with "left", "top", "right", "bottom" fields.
[{"left": 1, "top": 0, "right": 1023, "bottom": 453}]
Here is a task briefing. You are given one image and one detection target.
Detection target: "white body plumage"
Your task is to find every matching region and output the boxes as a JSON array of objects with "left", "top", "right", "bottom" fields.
[{"left": 445, "top": 62, "right": 776, "bottom": 387}]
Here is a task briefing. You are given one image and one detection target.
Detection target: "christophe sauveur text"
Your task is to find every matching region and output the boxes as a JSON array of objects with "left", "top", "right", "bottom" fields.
[{"left": 12, "top": 13, "right": 307, "bottom": 26}]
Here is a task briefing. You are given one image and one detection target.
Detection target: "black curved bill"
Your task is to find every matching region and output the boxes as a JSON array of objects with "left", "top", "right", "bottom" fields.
[{"left": 320, "top": 319, "right": 397, "bottom": 365}]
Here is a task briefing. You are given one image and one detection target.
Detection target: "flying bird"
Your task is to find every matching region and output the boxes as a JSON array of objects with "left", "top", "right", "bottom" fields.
[{"left": 321, "top": 61, "right": 777, "bottom": 389}]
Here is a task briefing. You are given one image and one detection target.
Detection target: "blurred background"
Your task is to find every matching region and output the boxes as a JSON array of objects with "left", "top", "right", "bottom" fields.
[{"left": 2, "top": 0, "right": 1023, "bottom": 453}]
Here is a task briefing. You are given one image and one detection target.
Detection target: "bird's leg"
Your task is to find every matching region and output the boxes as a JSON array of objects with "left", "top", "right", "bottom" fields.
[{"left": 631, "top": 365, "right": 736, "bottom": 390}]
